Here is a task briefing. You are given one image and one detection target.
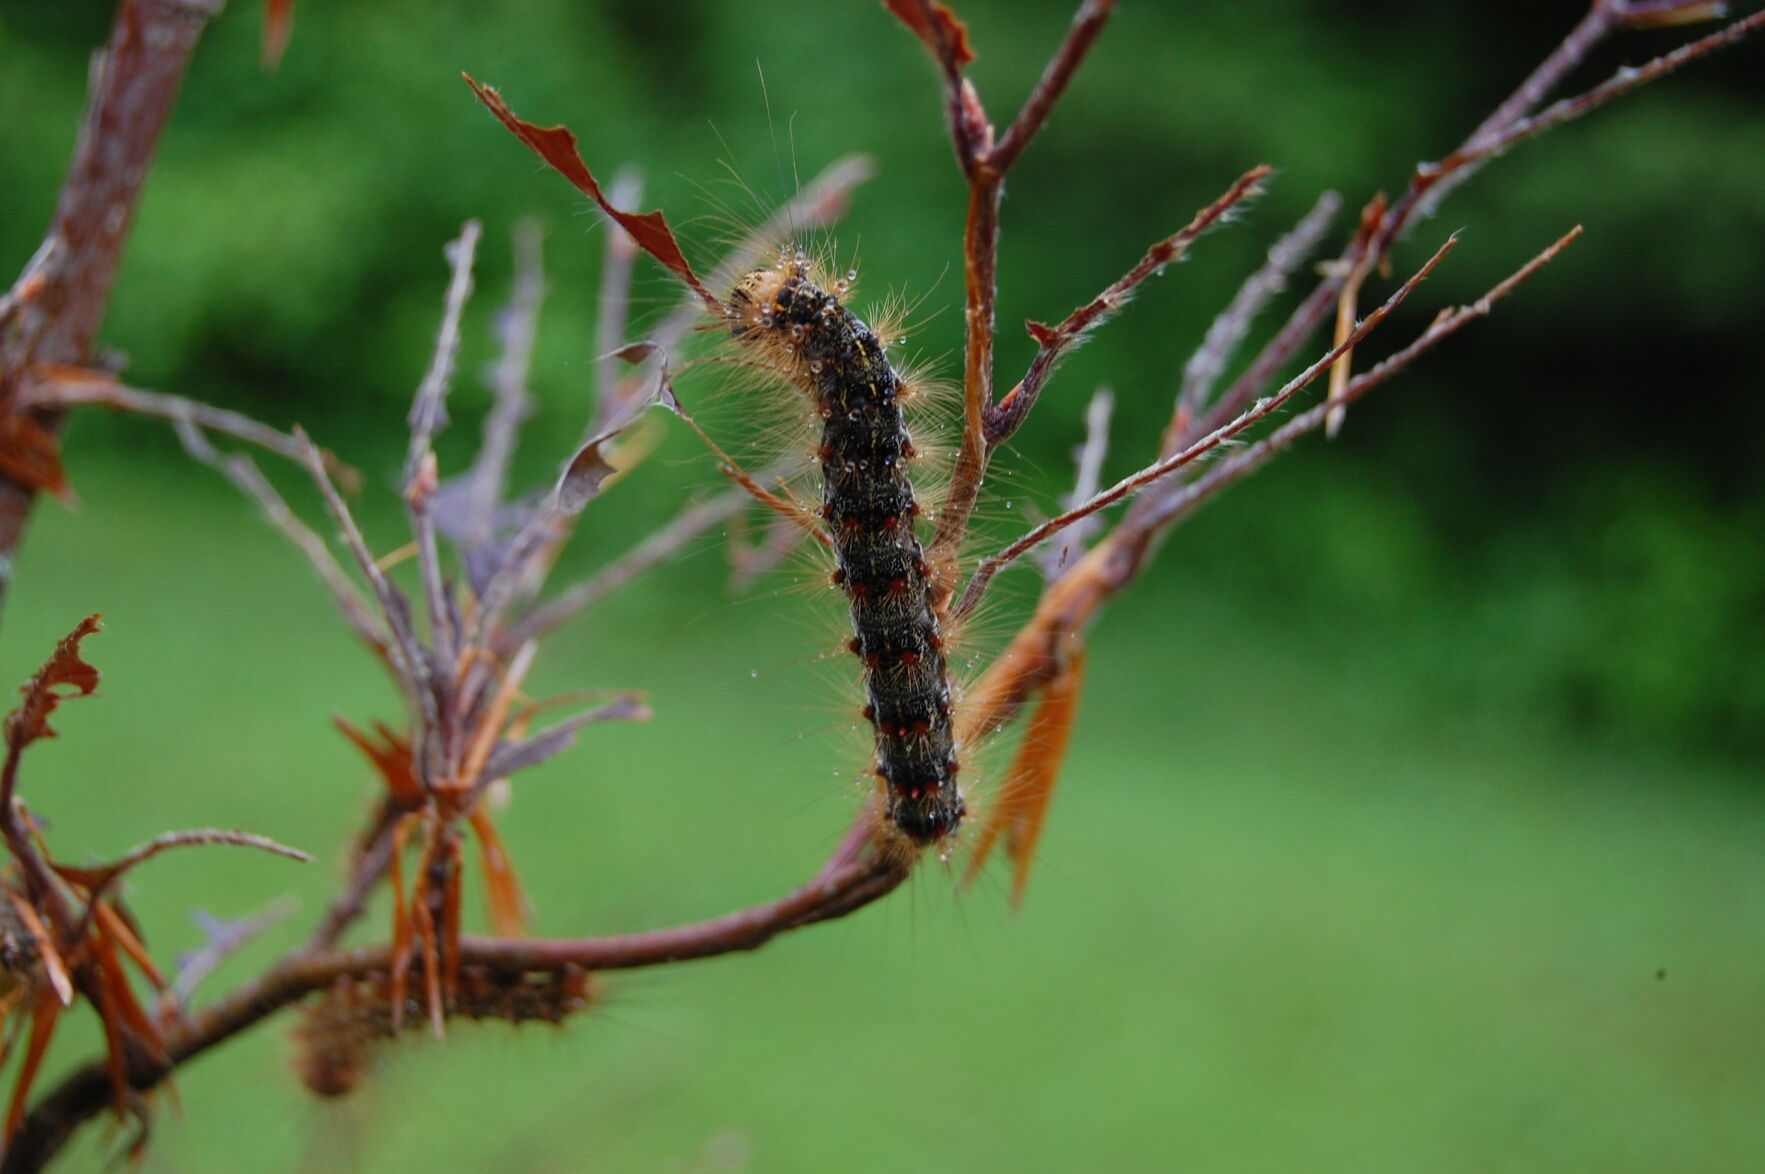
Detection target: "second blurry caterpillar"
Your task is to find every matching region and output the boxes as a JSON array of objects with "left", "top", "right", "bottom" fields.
[{"left": 726, "top": 249, "right": 964, "bottom": 844}]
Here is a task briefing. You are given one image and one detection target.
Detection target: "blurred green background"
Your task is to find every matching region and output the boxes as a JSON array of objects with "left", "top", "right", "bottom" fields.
[{"left": 2, "top": 1, "right": 1763, "bottom": 1171}]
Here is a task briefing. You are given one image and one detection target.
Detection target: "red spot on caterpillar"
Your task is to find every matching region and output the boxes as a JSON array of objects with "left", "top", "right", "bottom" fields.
[
  {"left": 898, "top": 650, "right": 921, "bottom": 668},
  {"left": 830, "top": 568, "right": 846, "bottom": 586},
  {"left": 887, "top": 577, "right": 909, "bottom": 596}
]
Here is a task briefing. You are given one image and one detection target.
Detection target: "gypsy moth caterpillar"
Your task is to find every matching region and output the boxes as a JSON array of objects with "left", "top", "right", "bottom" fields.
[{"left": 726, "top": 249, "right": 965, "bottom": 844}]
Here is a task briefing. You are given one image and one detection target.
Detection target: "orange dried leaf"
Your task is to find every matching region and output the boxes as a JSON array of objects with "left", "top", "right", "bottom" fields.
[
  {"left": 335, "top": 716, "right": 421, "bottom": 804},
  {"left": 94, "top": 901, "right": 166, "bottom": 990},
  {"left": 463, "top": 76, "right": 719, "bottom": 312},
  {"left": 263, "top": 0, "right": 295, "bottom": 69},
  {"left": 965, "top": 648, "right": 1087, "bottom": 906},
  {"left": 3, "top": 989, "right": 61, "bottom": 1145},
  {"left": 468, "top": 808, "right": 529, "bottom": 937},
  {"left": 0, "top": 410, "right": 73, "bottom": 504},
  {"left": 883, "top": 0, "right": 976, "bottom": 67},
  {"left": 7, "top": 893, "right": 72, "bottom": 1007},
  {"left": 5, "top": 614, "right": 102, "bottom": 752}
]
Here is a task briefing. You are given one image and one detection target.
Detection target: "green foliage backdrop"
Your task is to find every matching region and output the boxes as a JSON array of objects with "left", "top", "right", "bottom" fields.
[{"left": 0, "top": 2, "right": 1761, "bottom": 1170}]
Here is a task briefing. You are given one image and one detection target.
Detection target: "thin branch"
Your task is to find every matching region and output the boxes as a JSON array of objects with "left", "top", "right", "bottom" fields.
[
  {"left": 7, "top": 848, "right": 908, "bottom": 1172},
  {"left": 592, "top": 170, "right": 643, "bottom": 435},
  {"left": 501, "top": 479, "right": 762, "bottom": 650},
  {"left": 1035, "top": 387, "right": 1113, "bottom": 580},
  {"left": 464, "top": 218, "right": 547, "bottom": 547},
  {"left": 986, "top": 165, "right": 1270, "bottom": 445},
  {"left": 1175, "top": 190, "right": 1341, "bottom": 433},
  {"left": 988, "top": 0, "right": 1119, "bottom": 176},
  {"left": 20, "top": 369, "right": 357, "bottom": 489},
  {"left": 172, "top": 420, "right": 387, "bottom": 658},
  {"left": 956, "top": 233, "right": 1460, "bottom": 619},
  {"left": 1186, "top": 7, "right": 1764, "bottom": 456},
  {"left": 1140, "top": 228, "right": 1584, "bottom": 535},
  {"left": 292, "top": 428, "right": 436, "bottom": 752},
  {"left": 0, "top": 0, "right": 225, "bottom": 627},
  {"left": 1442, "top": 9, "right": 1765, "bottom": 173},
  {"left": 164, "top": 899, "right": 298, "bottom": 1012},
  {"left": 302, "top": 801, "right": 407, "bottom": 952},
  {"left": 405, "top": 223, "right": 482, "bottom": 695}
]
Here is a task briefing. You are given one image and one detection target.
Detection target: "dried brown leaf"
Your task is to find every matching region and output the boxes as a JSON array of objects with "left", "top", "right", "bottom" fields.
[
  {"left": 335, "top": 717, "right": 422, "bottom": 805},
  {"left": 883, "top": 0, "right": 976, "bottom": 68},
  {"left": 463, "top": 76, "right": 719, "bottom": 312},
  {"left": 0, "top": 410, "right": 73, "bottom": 504},
  {"left": 5, "top": 615, "right": 101, "bottom": 752},
  {"left": 263, "top": 0, "right": 295, "bottom": 69}
]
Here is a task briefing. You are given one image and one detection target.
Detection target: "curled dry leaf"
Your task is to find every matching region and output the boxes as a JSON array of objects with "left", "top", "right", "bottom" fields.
[
  {"left": 0, "top": 411, "right": 73, "bottom": 505},
  {"left": 263, "top": 0, "right": 295, "bottom": 69},
  {"left": 4, "top": 615, "right": 101, "bottom": 751},
  {"left": 334, "top": 717, "right": 421, "bottom": 805},
  {"left": 883, "top": 0, "right": 976, "bottom": 68},
  {"left": 463, "top": 75, "right": 719, "bottom": 312}
]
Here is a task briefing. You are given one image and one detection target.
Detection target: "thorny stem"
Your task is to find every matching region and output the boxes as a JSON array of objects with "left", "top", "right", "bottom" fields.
[{"left": 0, "top": 0, "right": 223, "bottom": 626}]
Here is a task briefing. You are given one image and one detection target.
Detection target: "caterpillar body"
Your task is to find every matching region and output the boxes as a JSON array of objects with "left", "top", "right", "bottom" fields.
[{"left": 728, "top": 253, "right": 965, "bottom": 844}]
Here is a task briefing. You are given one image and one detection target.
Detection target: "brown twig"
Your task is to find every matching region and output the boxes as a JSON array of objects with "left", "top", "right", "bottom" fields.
[
  {"left": 1138, "top": 228, "right": 1585, "bottom": 534},
  {"left": 0, "top": 0, "right": 225, "bottom": 626},
  {"left": 985, "top": 165, "right": 1270, "bottom": 446},
  {"left": 1035, "top": 387, "right": 1114, "bottom": 580},
  {"left": 1182, "top": 6, "right": 1761, "bottom": 460},
  {"left": 15, "top": 368, "right": 357, "bottom": 489},
  {"left": 1174, "top": 191, "right": 1341, "bottom": 437},
  {"left": 955, "top": 234, "right": 1461, "bottom": 619},
  {"left": 463, "top": 219, "right": 547, "bottom": 548},
  {"left": 911, "top": 0, "right": 1122, "bottom": 573},
  {"left": 3, "top": 847, "right": 908, "bottom": 1173}
]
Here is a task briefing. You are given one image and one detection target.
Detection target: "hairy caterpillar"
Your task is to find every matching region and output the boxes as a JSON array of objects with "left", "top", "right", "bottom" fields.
[
  {"left": 294, "top": 967, "right": 592, "bottom": 1097},
  {"left": 726, "top": 250, "right": 964, "bottom": 844}
]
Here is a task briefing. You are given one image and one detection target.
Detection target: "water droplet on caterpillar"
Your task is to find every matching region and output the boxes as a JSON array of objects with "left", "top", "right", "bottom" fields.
[{"left": 809, "top": 359, "right": 825, "bottom": 374}]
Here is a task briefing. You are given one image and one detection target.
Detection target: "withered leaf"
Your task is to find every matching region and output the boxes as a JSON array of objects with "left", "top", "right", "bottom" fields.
[
  {"left": 263, "top": 0, "right": 295, "bottom": 69},
  {"left": 334, "top": 716, "right": 422, "bottom": 805},
  {"left": 883, "top": 0, "right": 976, "bottom": 68},
  {"left": 554, "top": 437, "right": 617, "bottom": 516},
  {"left": 464, "top": 76, "right": 720, "bottom": 313},
  {"left": 0, "top": 409, "right": 73, "bottom": 504},
  {"left": 607, "top": 341, "right": 681, "bottom": 415},
  {"left": 4, "top": 615, "right": 101, "bottom": 751}
]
